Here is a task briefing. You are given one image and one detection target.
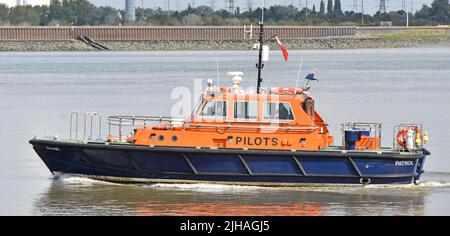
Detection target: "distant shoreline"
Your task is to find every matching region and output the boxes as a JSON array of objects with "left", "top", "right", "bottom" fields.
[{"left": 0, "top": 37, "right": 449, "bottom": 51}]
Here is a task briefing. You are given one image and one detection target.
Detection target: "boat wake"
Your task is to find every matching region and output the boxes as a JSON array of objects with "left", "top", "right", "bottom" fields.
[
  {"left": 51, "top": 173, "right": 450, "bottom": 192},
  {"left": 147, "top": 183, "right": 273, "bottom": 193},
  {"left": 53, "top": 173, "right": 120, "bottom": 186},
  {"left": 146, "top": 181, "right": 450, "bottom": 193},
  {"left": 411, "top": 181, "right": 450, "bottom": 188},
  {"left": 361, "top": 182, "right": 450, "bottom": 189}
]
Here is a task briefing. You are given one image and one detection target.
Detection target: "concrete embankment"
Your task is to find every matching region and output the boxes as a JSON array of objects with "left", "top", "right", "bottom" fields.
[
  {"left": 100, "top": 37, "right": 450, "bottom": 50},
  {"left": 0, "top": 37, "right": 449, "bottom": 51}
]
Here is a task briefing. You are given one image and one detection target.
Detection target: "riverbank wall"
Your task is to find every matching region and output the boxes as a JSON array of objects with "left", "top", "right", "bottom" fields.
[{"left": 0, "top": 37, "right": 448, "bottom": 51}]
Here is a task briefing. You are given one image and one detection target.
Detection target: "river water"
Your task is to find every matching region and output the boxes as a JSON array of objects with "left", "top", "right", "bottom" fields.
[{"left": 1, "top": 48, "right": 450, "bottom": 215}]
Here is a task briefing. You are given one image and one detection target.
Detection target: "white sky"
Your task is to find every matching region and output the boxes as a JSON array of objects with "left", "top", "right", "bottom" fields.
[{"left": 0, "top": 0, "right": 437, "bottom": 14}]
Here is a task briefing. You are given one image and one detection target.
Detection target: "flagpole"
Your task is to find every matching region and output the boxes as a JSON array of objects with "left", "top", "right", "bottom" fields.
[{"left": 256, "top": 0, "right": 265, "bottom": 94}]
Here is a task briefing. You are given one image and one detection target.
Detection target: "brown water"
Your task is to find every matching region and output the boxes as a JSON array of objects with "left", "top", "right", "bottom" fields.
[{"left": 1, "top": 48, "right": 450, "bottom": 215}]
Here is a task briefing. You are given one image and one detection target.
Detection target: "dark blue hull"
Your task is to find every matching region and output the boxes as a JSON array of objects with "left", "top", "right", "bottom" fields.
[{"left": 30, "top": 139, "right": 429, "bottom": 186}]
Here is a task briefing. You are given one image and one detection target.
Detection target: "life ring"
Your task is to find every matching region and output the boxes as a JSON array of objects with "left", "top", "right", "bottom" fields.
[
  {"left": 153, "top": 125, "right": 168, "bottom": 130},
  {"left": 271, "top": 88, "right": 302, "bottom": 94},
  {"left": 397, "top": 126, "right": 421, "bottom": 148},
  {"left": 106, "top": 135, "right": 133, "bottom": 143},
  {"left": 396, "top": 128, "right": 409, "bottom": 148}
]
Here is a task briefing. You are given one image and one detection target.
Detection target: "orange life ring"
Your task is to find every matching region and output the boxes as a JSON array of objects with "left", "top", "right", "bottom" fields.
[
  {"left": 153, "top": 125, "right": 168, "bottom": 130},
  {"left": 271, "top": 88, "right": 301, "bottom": 94},
  {"left": 396, "top": 128, "right": 409, "bottom": 148},
  {"left": 106, "top": 135, "right": 133, "bottom": 143},
  {"left": 397, "top": 126, "right": 421, "bottom": 148}
]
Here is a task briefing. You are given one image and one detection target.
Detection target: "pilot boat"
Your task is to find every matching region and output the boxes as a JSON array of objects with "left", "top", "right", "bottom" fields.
[{"left": 29, "top": 21, "right": 430, "bottom": 187}]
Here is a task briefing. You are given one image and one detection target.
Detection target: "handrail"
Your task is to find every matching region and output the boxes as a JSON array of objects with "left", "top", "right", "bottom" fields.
[
  {"left": 107, "top": 116, "right": 185, "bottom": 127},
  {"left": 393, "top": 123, "right": 423, "bottom": 151},
  {"left": 107, "top": 116, "right": 186, "bottom": 142},
  {"left": 341, "top": 122, "right": 382, "bottom": 150},
  {"left": 69, "top": 112, "right": 102, "bottom": 142},
  {"left": 108, "top": 115, "right": 179, "bottom": 120},
  {"left": 107, "top": 115, "right": 317, "bottom": 130}
]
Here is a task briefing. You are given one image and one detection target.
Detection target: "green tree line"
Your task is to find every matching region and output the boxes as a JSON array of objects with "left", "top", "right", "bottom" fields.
[{"left": 0, "top": 0, "right": 448, "bottom": 26}]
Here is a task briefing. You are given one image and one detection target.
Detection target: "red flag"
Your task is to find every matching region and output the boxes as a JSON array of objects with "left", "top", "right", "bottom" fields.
[{"left": 276, "top": 36, "right": 288, "bottom": 62}]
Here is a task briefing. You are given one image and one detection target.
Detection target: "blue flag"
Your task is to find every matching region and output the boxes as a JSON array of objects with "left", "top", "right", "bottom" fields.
[{"left": 305, "top": 70, "right": 317, "bottom": 80}]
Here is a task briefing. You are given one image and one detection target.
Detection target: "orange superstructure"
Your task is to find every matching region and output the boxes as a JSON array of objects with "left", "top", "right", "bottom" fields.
[{"left": 120, "top": 76, "right": 334, "bottom": 151}]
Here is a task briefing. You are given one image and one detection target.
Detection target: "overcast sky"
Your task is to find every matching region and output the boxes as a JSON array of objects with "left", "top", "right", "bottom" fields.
[{"left": 0, "top": 0, "right": 437, "bottom": 14}]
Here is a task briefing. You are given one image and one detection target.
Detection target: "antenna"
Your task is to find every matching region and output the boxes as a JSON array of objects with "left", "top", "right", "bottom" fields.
[
  {"left": 294, "top": 58, "right": 304, "bottom": 91},
  {"left": 216, "top": 57, "right": 220, "bottom": 88}
]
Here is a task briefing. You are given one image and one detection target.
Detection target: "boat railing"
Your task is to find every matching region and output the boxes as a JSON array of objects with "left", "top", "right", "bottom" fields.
[
  {"left": 341, "top": 122, "right": 382, "bottom": 150},
  {"left": 107, "top": 116, "right": 185, "bottom": 142},
  {"left": 69, "top": 112, "right": 102, "bottom": 142},
  {"left": 106, "top": 115, "right": 318, "bottom": 143},
  {"left": 393, "top": 123, "right": 423, "bottom": 151}
]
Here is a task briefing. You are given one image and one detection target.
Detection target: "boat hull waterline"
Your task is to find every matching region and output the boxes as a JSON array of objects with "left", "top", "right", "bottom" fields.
[{"left": 30, "top": 139, "right": 428, "bottom": 186}]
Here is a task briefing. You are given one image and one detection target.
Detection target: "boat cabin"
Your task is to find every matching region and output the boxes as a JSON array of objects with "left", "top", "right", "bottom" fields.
[{"left": 127, "top": 74, "right": 334, "bottom": 151}]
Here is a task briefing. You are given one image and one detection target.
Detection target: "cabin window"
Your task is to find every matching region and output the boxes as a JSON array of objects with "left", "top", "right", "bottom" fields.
[
  {"left": 199, "top": 100, "right": 227, "bottom": 118},
  {"left": 302, "top": 98, "right": 315, "bottom": 120},
  {"left": 263, "top": 102, "right": 294, "bottom": 120},
  {"left": 234, "top": 102, "right": 258, "bottom": 120}
]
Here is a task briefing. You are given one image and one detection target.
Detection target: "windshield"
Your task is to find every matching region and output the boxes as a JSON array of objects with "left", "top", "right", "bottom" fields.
[
  {"left": 263, "top": 102, "right": 294, "bottom": 120},
  {"left": 199, "top": 100, "right": 227, "bottom": 118}
]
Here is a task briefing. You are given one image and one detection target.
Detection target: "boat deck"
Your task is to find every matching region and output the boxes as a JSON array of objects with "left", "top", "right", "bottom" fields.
[
  {"left": 322, "top": 146, "right": 401, "bottom": 154},
  {"left": 35, "top": 137, "right": 412, "bottom": 156}
]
